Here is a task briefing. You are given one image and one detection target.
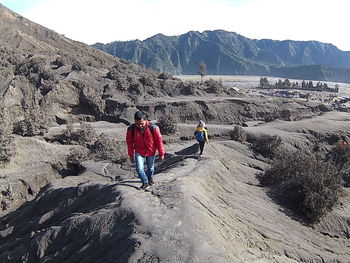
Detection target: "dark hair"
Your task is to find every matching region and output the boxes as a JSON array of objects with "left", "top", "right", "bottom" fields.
[{"left": 134, "top": 111, "right": 147, "bottom": 121}]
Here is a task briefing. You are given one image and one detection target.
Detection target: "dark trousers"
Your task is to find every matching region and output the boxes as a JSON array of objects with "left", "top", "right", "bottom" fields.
[{"left": 198, "top": 141, "right": 205, "bottom": 155}]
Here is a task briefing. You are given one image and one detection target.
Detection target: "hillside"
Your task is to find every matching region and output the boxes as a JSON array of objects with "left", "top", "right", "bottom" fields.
[
  {"left": 1, "top": 114, "right": 350, "bottom": 262},
  {"left": 0, "top": 4, "right": 350, "bottom": 263},
  {"left": 0, "top": 3, "right": 188, "bottom": 126},
  {"left": 93, "top": 30, "right": 350, "bottom": 83}
]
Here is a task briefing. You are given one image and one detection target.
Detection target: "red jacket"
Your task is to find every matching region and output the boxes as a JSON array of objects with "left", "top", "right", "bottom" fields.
[{"left": 126, "top": 120, "right": 165, "bottom": 158}]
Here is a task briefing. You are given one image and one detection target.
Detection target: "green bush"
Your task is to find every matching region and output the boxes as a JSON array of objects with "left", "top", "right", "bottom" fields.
[{"left": 258, "top": 151, "right": 342, "bottom": 223}]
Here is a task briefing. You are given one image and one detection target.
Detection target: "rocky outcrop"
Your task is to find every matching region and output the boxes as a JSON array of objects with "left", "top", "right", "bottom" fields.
[{"left": 117, "top": 96, "right": 334, "bottom": 125}]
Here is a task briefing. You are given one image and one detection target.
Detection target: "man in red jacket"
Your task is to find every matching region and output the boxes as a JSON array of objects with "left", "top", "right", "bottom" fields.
[{"left": 126, "top": 111, "right": 165, "bottom": 190}]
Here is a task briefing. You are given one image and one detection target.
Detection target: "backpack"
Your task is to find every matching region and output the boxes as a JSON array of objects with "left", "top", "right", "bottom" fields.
[
  {"left": 129, "top": 122, "right": 156, "bottom": 140},
  {"left": 196, "top": 130, "right": 205, "bottom": 142}
]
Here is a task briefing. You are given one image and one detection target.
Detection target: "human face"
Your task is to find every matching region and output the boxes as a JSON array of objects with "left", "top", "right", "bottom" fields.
[{"left": 135, "top": 118, "right": 147, "bottom": 130}]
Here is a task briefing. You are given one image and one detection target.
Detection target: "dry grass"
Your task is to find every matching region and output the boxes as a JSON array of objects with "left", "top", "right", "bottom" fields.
[{"left": 258, "top": 151, "right": 342, "bottom": 223}]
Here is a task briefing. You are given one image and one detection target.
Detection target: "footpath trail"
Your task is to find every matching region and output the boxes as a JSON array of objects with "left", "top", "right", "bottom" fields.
[
  {"left": 1, "top": 116, "right": 350, "bottom": 262},
  {"left": 111, "top": 137, "right": 350, "bottom": 262}
]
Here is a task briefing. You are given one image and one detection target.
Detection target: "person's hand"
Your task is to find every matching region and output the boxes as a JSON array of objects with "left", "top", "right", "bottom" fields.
[
  {"left": 129, "top": 156, "right": 135, "bottom": 163},
  {"left": 159, "top": 155, "right": 165, "bottom": 161}
]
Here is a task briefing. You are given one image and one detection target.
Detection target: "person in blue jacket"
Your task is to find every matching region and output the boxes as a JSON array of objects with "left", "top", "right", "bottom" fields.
[{"left": 194, "top": 120, "right": 209, "bottom": 156}]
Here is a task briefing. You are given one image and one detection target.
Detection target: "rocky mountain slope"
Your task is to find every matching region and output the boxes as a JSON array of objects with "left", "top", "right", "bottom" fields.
[
  {"left": 0, "top": 3, "right": 174, "bottom": 126},
  {"left": 93, "top": 30, "right": 350, "bottom": 82},
  {"left": 0, "top": 4, "right": 350, "bottom": 263},
  {"left": 0, "top": 3, "right": 335, "bottom": 129}
]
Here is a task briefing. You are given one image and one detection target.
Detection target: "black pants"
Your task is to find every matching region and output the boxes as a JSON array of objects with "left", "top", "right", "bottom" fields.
[{"left": 198, "top": 141, "right": 205, "bottom": 155}]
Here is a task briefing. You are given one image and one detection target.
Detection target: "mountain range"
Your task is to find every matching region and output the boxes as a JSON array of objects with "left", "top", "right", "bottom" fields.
[{"left": 93, "top": 30, "right": 350, "bottom": 83}]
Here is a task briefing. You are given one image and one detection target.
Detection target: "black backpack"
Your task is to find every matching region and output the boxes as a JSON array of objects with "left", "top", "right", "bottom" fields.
[{"left": 128, "top": 123, "right": 156, "bottom": 140}]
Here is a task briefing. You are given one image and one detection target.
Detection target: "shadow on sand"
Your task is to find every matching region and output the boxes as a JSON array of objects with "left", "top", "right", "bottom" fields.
[{"left": 155, "top": 144, "right": 201, "bottom": 174}]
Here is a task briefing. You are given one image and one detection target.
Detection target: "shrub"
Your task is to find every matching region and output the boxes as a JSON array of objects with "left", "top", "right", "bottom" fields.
[
  {"left": 229, "top": 126, "right": 246, "bottom": 143},
  {"left": 52, "top": 56, "right": 65, "bottom": 68},
  {"left": 342, "top": 169, "right": 350, "bottom": 187},
  {"left": 328, "top": 143, "right": 350, "bottom": 170},
  {"left": 64, "top": 121, "right": 74, "bottom": 137},
  {"left": 66, "top": 148, "right": 87, "bottom": 172},
  {"left": 139, "top": 75, "right": 155, "bottom": 86},
  {"left": 204, "top": 79, "right": 224, "bottom": 93},
  {"left": 158, "top": 73, "right": 174, "bottom": 80},
  {"left": 13, "top": 117, "right": 48, "bottom": 137},
  {"left": 178, "top": 82, "right": 197, "bottom": 95},
  {"left": 106, "top": 69, "right": 119, "bottom": 80},
  {"left": 157, "top": 115, "right": 177, "bottom": 135},
  {"left": 76, "top": 122, "right": 98, "bottom": 146},
  {"left": 52, "top": 121, "right": 75, "bottom": 144},
  {"left": 14, "top": 119, "right": 33, "bottom": 136},
  {"left": 92, "top": 133, "right": 126, "bottom": 163},
  {"left": 258, "top": 152, "right": 303, "bottom": 186},
  {"left": 128, "top": 82, "right": 142, "bottom": 94},
  {"left": 53, "top": 122, "right": 98, "bottom": 146},
  {"left": 13, "top": 108, "right": 48, "bottom": 137},
  {"left": 71, "top": 62, "right": 84, "bottom": 71},
  {"left": 252, "top": 134, "right": 282, "bottom": 158},
  {"left": 57, "top": 123, "right": 126, "bottom": 164},
  {"left": 52, "top": 147, "right": 88, "bottom": 177},
  {"left": 327, "top": 143, "right": 350, "bottom": 186},
  {"left": 258, "top": 151, "right": 342, "bottom": 223},
  {"left": 264, "top": 114, "right": 276, "bottom": 122},
  {"left": 0, "top": 108, "right": 15, "bottom": 165}
]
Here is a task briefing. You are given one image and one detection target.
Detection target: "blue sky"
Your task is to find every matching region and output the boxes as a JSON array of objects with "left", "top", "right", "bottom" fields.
[{"left": 2, "top": 0, "right": 350, "bottom": 51}]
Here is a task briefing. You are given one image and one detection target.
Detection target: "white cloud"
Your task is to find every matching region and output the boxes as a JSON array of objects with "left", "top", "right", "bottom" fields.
[{"left": 9, "top": 0, "right": 350, "bottom": 50}]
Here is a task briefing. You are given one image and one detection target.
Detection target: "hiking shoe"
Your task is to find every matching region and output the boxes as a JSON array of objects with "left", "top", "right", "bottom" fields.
[
  {"left": 139, "top": 183, "right": 150, "bottom": 191},
  {"left": 148, "top": 177, "right": 154, "bottom": 186}
]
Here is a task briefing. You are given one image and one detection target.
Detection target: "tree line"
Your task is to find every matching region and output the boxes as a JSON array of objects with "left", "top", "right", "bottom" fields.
[{"left": 259, "top": 77, "right": 339, "bottom": 93}]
